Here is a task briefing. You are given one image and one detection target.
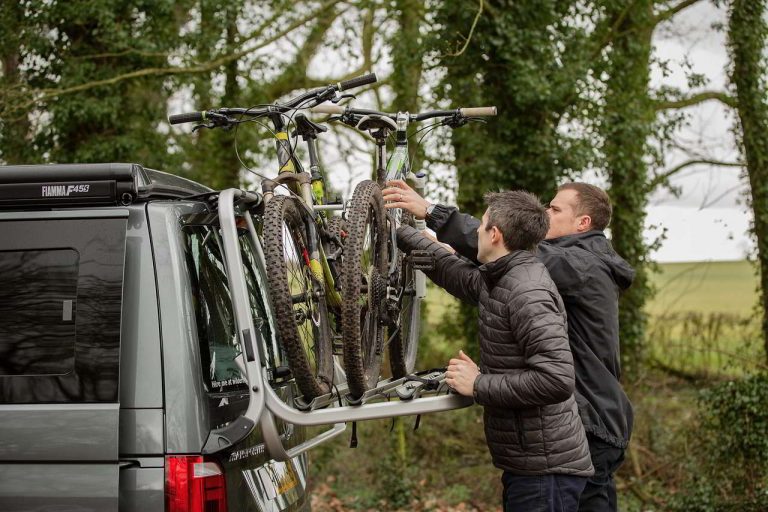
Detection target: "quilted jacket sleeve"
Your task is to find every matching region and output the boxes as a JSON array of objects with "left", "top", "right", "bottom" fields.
[{"left": 473, "top": 285, "right": 575, "bottom": 408}]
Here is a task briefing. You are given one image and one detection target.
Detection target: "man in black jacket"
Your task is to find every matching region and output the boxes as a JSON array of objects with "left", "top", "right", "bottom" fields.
[
  {"left": 397, "top": 190, "right": 593, "bottom": 511},
  {"left": 384, "top": 181, "right": 634, "bottom": 512}
]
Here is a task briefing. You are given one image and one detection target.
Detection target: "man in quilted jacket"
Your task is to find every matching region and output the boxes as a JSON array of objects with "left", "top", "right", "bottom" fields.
[
  {"left": 385, "top": 181, "right": 634, "bottom": 512},
  {"left": 396, "top": 190, "right": 593, "bottom": 511}
]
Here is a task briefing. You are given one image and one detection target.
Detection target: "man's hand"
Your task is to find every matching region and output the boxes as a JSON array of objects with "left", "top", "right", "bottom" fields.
[
  {"left": 382, "top": 179, "right": 431, "bottom": 219},
  {"left": 445, "top": 350, "right": 480, "bottom": 396}
]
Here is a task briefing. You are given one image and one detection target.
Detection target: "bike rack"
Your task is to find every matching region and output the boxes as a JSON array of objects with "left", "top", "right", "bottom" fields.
[{"left": 217, "top": 188, "right": 473, "bottom": 462}]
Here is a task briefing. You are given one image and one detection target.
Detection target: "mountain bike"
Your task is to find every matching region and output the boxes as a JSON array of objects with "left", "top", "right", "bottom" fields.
[
  {"left": 310, "top": 103, "right": 497, "bottom": 396},
  {"left": 169, "top": 73, "right": 378, "bottom": 402}
]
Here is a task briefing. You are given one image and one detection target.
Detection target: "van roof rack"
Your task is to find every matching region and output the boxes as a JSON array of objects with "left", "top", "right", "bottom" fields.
[{"left": 0, "top": 163, "right": 211, "bottom": 209}]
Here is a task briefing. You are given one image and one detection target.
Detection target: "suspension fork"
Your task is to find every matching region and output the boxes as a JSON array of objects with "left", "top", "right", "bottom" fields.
[{"left": 305, "top": 134, "right": 342, "bottom": 309}]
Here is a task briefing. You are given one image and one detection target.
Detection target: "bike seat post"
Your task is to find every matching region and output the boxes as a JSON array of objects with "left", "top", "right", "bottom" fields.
[{"left": 374, "top": 132, "right": 388, "bottom": 184}]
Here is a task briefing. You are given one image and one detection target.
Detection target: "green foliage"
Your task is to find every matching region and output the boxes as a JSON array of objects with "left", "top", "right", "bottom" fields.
[
  {"left": 0, "top": 0, "right": 186, "bottom": 167},
  {"left": 668, "top": 373, "right": 768, "bottom": 511}
]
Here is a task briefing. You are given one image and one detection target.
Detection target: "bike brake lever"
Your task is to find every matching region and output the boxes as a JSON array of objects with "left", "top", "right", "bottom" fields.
[
  {"left": 332, "top": 93, "right": 357, "bottom": 104},
  {"left": 442, "top": 115, "right": 465, "bottom": 129},
  {"left": 192, "top": 122, "right": 215, "bottom": 132}
]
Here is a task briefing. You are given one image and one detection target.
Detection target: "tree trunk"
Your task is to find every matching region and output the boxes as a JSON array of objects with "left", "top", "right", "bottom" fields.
[
  {"left": 729, "top": 0, "right": 768, "bottom": 363},
  {"left": 602, "top": 0, "right": 655, "bottom": 380}
]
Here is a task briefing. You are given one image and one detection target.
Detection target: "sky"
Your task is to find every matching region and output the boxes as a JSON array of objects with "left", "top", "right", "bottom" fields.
[{"left": 646, "top": 1, "right": 753, "bottom": 262}]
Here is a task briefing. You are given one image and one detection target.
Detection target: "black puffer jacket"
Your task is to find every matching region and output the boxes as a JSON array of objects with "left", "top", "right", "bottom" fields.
[
  {"left": 398, "top": 226, "right": 593, "bottom": 476},
  {"left": 427, "top": 205, "right": 635, "bottom": 448}
]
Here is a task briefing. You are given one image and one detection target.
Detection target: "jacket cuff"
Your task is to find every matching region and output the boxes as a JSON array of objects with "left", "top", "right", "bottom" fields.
[
  {"left": 472, "top": 373, "right": 486, "bottom": 405},
  {"left": 426, "top": 203, "right": 457, "bottom": 231}
]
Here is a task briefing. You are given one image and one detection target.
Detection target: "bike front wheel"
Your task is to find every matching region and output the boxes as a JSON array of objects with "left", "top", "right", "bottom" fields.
[
  {"left": 262, "top": 195, "right": 334, "bottom": 400},
  {"left": 341, "top": 180, "right": 388, "bottom": 399}
]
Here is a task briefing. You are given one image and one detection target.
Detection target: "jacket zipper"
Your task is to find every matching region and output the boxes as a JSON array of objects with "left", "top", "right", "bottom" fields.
[{"left": 515, "top": 411, "right": 527, "bottom": 450}]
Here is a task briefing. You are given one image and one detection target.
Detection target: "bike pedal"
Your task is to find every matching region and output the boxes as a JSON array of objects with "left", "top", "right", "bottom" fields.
[
  {"left": 332, "top": 335, "right": 344, "bottom": 356},
  {"left": 408, "top": 250, "right": 435, "bottom": 271}
]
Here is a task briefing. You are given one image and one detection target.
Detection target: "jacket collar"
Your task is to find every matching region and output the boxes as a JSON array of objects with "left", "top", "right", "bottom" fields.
[{"left": 479, "top": 250, "right": 533, "bottom": 288}]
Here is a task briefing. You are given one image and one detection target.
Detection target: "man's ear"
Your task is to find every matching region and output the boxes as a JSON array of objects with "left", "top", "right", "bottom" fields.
[
  {"left": 577, "top": 215, "right": 593, "bottom": 232},
  {"left": 491, "top": 226, "right": 503, "bottom": 245}
]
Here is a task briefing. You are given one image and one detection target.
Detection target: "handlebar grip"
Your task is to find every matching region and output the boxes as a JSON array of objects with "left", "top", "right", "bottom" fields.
[
  {"left": 310, "top": 103, "right": 346, "bottom": 115},
  {"left": 168, "top": 111, "right": 205, "bottom": 125},
  {"left": 459, "top": 107, "right": 497, "bottom": 117},
  {"left": 338, "top": 72, "right": 378, "bottom": 92}
]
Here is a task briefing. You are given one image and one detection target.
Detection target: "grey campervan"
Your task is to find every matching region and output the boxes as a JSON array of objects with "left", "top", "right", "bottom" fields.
[{"left": 0, "top": 163, "right": 310, "bottom": 511}]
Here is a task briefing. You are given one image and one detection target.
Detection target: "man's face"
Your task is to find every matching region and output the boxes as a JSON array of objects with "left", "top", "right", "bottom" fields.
[
  {"left": 476, "top": 210, "right": 494, "bottom": 263},
  {"left": 546, "top": 189, "right": 587, "bottom": 239}
]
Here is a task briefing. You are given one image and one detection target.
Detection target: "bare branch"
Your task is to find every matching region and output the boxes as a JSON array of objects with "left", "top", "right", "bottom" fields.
[
  {"left": 442, "top": 0, "right": 484, "bottom": 58},
  {"left": 653, "top": 91, "right": 737, "bottom": 110},
  {"left": 653, "top": 0, "right": 703, "bottom": 26},
  {"left": 648, "top": 158, "right": 744, "bottom": 190}
]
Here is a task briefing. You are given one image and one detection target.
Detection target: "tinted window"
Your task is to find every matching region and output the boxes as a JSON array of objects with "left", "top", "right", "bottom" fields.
[
  {"left": 0, "top": 216, "right": 126, "bottom": 404},
  {"left": 0, "top": 249, "right": 79, "bottom": 376}
]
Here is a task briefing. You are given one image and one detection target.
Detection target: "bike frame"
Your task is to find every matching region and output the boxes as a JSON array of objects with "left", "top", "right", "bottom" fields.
[
  {"left": 376, "top": 112, "right": 427, "bottom": 299},
  {"left": 261, "top": 112, "right": 343, "bottom": 309}
]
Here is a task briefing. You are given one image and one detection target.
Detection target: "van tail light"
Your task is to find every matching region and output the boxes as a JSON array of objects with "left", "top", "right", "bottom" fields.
[{"left": 165, "top": 456, "right": 228, "bottom": 512}]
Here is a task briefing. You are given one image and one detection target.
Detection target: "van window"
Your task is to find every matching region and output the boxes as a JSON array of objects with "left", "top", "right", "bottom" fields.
[
  {"left": 182, "top": 222, "right": 282, "bottom": 394},
  {"left": 0, "top": 216, "right": 126, "bottom": 404},
  {"left": 0, "top": 249, "right": 79, "bottom": 376}
]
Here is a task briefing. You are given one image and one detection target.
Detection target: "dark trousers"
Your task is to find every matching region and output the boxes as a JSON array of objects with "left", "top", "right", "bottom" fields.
[
  {"left": 502, "top": 472, "right": 587, "bottom": 512},
  {"left": 578, "top": 435, "right": 626, "bottom": 512}
]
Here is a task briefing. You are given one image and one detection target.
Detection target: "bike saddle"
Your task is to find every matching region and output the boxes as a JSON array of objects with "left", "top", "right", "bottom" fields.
[
  {"left": 292, "top": 113, "right": 328, "bottom": 139},
  {"left": 356, "top": 114, "right": 397, "bottom": 132}
]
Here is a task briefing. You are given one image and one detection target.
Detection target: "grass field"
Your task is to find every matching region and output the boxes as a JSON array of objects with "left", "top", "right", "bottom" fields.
[
  {"left": 647, "top": 260, "right": 757, "bottom": 316},
  {"left": 421, "top": 259, "right": 763, "bottom": 376},
  {"left": 426, "top": 259, "right": 759, "bottom": 318}
]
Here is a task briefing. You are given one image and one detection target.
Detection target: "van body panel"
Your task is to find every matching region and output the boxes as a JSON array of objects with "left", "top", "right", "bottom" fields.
[
  {"left": 0, "top": 403, "right": 120, "bottom": 460},
  {"left": 0, "top": 463, "right": 119, "bottom": 512},
  {"left": 147, "top": 202, "right": 210, "bottom": 452},
  {"left": 119, "top": 466, "right": 164, "bottom": 512},
  {"left": 120, "top": 205, "right": 163, "bottom": 409},
  {"left": 119, "top": 408, "right": 164, "bottom": 455}
]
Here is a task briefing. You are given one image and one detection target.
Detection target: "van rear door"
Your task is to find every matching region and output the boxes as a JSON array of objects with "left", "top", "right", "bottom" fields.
[{"left": 0, "top": 210, "right": 128, "bottom": 512}]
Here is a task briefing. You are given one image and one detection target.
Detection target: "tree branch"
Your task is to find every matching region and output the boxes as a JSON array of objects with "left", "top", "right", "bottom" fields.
[
  {"left": 648, "top": 158, "right": 744, "bottom": 189},
  {"left": 653, "top": 90, "right": 737, "bottom": 110},
  {"left": 653, "top": 0, "right": 703, "bottom": 25},
  {"left": 442, "top": 0, "right": 483, "bottom": 58},
  {"left": 11, "top": 0, "right": 348, "bottom": 112}
]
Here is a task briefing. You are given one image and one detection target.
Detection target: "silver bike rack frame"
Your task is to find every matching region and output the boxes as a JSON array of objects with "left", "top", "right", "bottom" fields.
[{"left": 218, "top": 189, "right": 473, "bottom": 462}]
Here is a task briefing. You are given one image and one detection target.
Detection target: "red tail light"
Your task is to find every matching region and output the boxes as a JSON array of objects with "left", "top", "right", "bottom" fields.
[{"left": 165, "top": 456, "right": 228, "bottom": 512}]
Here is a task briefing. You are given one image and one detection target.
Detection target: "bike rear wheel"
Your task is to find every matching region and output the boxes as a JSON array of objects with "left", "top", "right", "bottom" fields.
[
  {"left": 341, "top": 180, "right": 387, "bottom": 399},
  {"left": 262, "top": 195, "right": 334, "bottom": 400},
  {"left": 388, "top": 214, "right": 422, "bottom": 378}
]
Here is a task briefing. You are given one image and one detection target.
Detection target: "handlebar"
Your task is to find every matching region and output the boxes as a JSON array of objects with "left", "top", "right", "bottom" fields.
[
  {"left": 168, "top": 111, "right": 206, "bottom": 125},
  {"left": 168, "top": 72, "right": 378, "bottom": 126},
  {"left": 338, "top": 73, "right": 377, "bottom": 92},
  {"left": 459, "top": 107, "right": 497, "bottom": 117},
  {"left": 309, "top": 104, "right": 498, "bottom": 122}
]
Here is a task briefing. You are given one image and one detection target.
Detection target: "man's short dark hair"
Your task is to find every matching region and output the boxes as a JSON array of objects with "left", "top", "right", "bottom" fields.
[
  {"left": 558, "top": 182, "right": 612, "bottom": 231},
  {"left": 483, "top": 190, "right": 549, "bottom": 252}
]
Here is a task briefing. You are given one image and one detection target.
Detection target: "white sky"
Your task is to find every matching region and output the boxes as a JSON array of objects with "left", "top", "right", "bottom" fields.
[{"left": 646, "top": 0, "right": 753, "bottom": 262}]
